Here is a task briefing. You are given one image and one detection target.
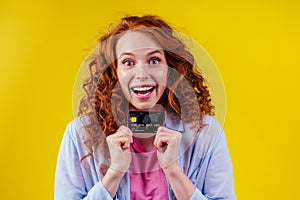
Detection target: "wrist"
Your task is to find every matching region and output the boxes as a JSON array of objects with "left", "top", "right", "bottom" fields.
[
  {"left": 162, "top": 163, "right": 181, "bottom": 176},
  {"left": 102, "top": 167, "right": 126, "bottom": 198},
  {"left": 107, "top": 167, "right": 126, "bottom": 179}
]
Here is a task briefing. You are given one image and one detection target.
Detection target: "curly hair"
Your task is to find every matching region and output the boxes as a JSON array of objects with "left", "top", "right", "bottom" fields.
[{"left": 77, "top": 15, "right": 214, "bottom": 174}]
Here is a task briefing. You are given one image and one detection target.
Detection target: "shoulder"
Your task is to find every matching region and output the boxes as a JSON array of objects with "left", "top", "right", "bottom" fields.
[
  {"left": 201, "top": 115, "right": 224, "bottom": 138},
  {"left": 62, "top": 116, "right": 89, "bottom": 147},
  {"left": 63, "top": 116, "right": 108, "bottom": 163},
  {"left": 182, "top": 115, "right": 225, "bottom": 159}
]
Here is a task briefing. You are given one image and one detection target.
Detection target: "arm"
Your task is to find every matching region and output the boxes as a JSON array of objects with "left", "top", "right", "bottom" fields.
[
  {"left": 194, "top": 131, "right": 236, "bottom": 200},
  {"left": 54, "top": 120, "right": 114, "bottom": 200},
  {"left": 102, "top": 125, "right": 133, "bottom": 197},
  {"left": 164, "top": 164, "right": 196, "bottom": 200},
  {"left": 155, "top": 126, "right": 235, "bottom": 200},
  {"left": 155, "top": 127, "right": 195, "bottom": 200},
  {"left": 101, "top": 168, "right": 126, "bottom": 198}
]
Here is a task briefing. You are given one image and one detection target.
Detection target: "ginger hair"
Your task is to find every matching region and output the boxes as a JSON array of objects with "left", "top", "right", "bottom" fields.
[{"left": 77, "top": 15, "right": 214, "bottom": 174}]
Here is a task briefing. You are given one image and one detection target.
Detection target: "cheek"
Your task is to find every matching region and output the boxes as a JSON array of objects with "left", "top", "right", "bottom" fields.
[
  {"left": 116, "top": 68, "right": 133, "bottom": 93},
  {"left": 116, "top": 68, "right": 124, "bottom": 80},
  {"left": 116, "top": 68, "right": 126, "bottom": 90},
  {"left": 153, "top": 68, "right": 168, "bottom": 86},
  {"left": 117, "top": 68, "right": 129, "bottom": 86}
]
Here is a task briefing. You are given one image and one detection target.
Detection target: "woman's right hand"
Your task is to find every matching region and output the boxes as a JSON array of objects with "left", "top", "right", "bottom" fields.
[
  {"left": 106, "top": 125, "right": 133, "bottom": 173},
  {"left": 102, "top": 126, "right": 133, "bottom": 197}
]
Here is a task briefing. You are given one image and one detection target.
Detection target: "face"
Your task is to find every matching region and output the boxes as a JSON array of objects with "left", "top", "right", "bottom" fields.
[{"left": 116, "top": 31, "right": 168, "bottom": 110}]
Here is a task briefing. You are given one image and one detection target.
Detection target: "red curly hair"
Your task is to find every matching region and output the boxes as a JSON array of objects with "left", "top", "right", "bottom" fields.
[{"left": 77, "top": 15, "right": 214, "bottom": 174}]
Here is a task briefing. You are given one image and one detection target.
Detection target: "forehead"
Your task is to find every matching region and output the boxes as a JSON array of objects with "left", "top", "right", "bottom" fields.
[{"left": 115, "top": 31, "right": 162, "bottom": 58}]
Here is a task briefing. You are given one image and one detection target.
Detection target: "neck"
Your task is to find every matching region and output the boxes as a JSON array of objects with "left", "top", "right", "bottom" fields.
[
  {"left": 133, "top": 135, "right": 155, "bottom": 152},
  {"left": 129, "top": 103, "right": 164, "bottom": 112}
]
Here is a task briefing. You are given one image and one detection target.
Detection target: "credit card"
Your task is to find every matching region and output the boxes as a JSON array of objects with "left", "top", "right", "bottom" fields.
[{"left": 128, "top": 111, "right": 165, "bottom": 133}]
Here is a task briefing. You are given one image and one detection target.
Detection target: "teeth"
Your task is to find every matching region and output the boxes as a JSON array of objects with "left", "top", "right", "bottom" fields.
[{"left": 132, "top": 86, "right": 154, "bottom": 92}]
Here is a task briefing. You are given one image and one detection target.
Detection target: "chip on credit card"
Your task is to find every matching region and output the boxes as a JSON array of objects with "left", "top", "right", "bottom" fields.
[{"left": 128, "top": 111, "right": 165, "bottom": 133}]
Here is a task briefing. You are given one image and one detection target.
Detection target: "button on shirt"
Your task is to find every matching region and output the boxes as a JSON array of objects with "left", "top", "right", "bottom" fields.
[{"left": 54, "top": 113, "right": 236, "bottom": 199}]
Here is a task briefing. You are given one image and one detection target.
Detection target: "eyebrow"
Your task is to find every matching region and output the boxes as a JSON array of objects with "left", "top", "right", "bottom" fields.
[
  {"left": 118, "top": 49, "right": 164, "bottom": 58},
  {"left": 146, "top": 49, "right": 164, "bottom": 56}
]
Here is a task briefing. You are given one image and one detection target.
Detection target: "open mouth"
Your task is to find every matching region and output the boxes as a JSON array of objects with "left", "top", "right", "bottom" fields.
[{"left": 131, "top": 85, "right": 156, "bottom": 97}]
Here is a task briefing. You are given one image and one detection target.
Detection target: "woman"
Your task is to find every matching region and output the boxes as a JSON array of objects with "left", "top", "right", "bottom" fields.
[{"left": 55, "top": 15, "right": 235, "bottom": 199}]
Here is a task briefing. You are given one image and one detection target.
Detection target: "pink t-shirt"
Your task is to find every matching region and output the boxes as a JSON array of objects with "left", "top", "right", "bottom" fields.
[{"left": 129, "top": 138, "right": 169, "bottom": 200}]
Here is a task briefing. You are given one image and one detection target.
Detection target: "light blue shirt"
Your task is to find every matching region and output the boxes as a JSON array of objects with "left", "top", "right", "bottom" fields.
[{"left": 54, "top": 113, "right": 236, "bottom": 199}]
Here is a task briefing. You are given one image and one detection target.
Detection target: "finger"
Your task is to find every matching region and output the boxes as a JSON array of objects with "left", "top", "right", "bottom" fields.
[
  {"left": 154, "top": 130, "right": 174, "bottom": 146},
  {"left": 117, "top": 141, "right": 131, "bottom": 151},
  {"left": 119, "top": 142, "right": 131, "bottom": 150},
  {"left": 119, "top": 137, "right": 132, "bottom": 149},
  {"left": 157, "top": 130, "right": 182, "bottom": 145},
  {"left": 154, "top": 126, "right": 166, "bottom": 145},
  {"left": 156, "top": 126, "right": 177, "bottom": 137},
  {"left": 108, "top": 136, "right": 131, "bottom": 149},
  {"left": 109, "top": 132, "right": 132, "bottom": 143},
  {"left": 155, "top": 136, "right": 170, "bottom": 152},
  {"left": 116, "top": 126, "right": 132, "bottom": 136},
  {"left": 117, "top": 126, "right": 133, "bottom": 142},
  {"left": 158, "top": 127, "right": 179, "bottom": 136},
  {"left": 157, "top": 126, "right": 174, "bottom": 133},
  {"left": 109, "top": 127, "right": 133, "bottom": 143},
  {"left": 156, "top": 136, "right": 170, "bottom": 145}
]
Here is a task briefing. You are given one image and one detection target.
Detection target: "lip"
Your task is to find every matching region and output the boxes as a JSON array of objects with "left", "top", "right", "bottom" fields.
[{"left": 130, "top": 84, "right": 157, "bottom": 100}]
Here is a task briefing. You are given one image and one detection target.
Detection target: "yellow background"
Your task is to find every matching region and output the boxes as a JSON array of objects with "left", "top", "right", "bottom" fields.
[{"left": 1, "top": 0, "right": 299, "bottom": 199}]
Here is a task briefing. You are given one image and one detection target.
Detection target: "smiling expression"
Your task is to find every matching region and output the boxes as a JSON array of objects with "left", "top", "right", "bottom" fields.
[{"left": 116, "top": 31, "right": 168, "bottom": 110}]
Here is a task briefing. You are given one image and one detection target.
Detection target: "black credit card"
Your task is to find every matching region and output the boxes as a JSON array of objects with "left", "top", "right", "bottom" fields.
[{"left": 128, "top": 111, "right": 165, "bottom": 133}]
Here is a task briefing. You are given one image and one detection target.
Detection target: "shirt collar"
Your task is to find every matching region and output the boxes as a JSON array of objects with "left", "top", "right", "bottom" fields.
[{"left": 164, "top": 111, "right": 184, "bottom": 133}]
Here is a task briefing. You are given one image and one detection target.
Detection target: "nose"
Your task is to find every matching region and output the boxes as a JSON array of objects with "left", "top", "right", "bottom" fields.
[{"left": 135, "top": 65, "right": 149, "bottom": 81}]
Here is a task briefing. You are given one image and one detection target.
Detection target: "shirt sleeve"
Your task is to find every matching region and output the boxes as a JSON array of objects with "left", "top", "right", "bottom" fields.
[
  {"left": 54, "top": 120, "right": 114, "bottom": 200},
  {"left": 190, "top": 130, "right": 236, "bottom": 200}
]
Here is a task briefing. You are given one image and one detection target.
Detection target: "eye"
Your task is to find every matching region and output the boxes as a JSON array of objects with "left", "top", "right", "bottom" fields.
[
  {"left": 149, "top": 57, "right": 161, "bottom": 65},
  {"left": 122, "top": 59, "right": 135, "bottom": 66}
]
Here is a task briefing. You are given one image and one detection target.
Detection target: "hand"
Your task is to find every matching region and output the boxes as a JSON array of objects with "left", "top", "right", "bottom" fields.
[
  {"left": 154, "top": 126, "right": 182, "bottom": 170},
  {"left": 106, "top": 126, "right": 133, "bottom": 173}
]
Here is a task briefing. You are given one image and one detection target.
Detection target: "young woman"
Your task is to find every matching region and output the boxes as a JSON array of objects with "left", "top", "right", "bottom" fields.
[{"left": 55, "top": 15, "right": 235, "bottom": 200}]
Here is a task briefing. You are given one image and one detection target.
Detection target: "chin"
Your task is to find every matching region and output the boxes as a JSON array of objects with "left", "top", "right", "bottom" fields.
[
  {"left": 131, "top": 103, "right": 154, "bottom": 110},
  {"left": 130, "top": 100, "right": 159, "bottom": 111}
]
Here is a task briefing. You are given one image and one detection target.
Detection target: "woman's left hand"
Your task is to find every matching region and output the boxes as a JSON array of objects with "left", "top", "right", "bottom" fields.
[{"left": 154, "top": 126, "right": 182, "bottom": 170}]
